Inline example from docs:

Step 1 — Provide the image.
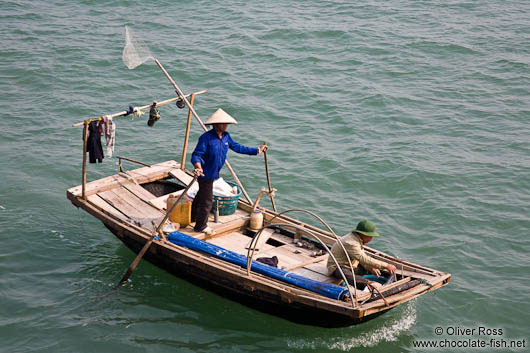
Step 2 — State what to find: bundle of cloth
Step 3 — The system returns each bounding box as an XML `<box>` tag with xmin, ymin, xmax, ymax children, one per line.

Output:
<box><xmin>186</xmin><ymin>177</ymin><xmax>236</xmax><ymax>200</ymax></box>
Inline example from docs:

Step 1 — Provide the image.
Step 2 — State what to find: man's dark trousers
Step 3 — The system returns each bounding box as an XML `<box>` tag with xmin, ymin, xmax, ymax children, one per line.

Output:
<box><xmin>191</xmin><ymin>178</ymin><xmax>214</xmax><ymax>232</ymax></box>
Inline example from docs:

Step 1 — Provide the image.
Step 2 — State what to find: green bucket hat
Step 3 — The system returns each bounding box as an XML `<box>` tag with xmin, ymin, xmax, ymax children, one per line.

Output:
<box><xmin>353</xmin><ymin>220</ymin><xmax>380</xmax><ymax>237</ymax></box>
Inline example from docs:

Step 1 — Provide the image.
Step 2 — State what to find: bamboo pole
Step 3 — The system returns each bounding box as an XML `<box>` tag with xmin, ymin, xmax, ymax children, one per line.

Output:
<box><xmin>263</xmin><ymin>142</ymin><xmax>277</xmax><ymax>212</ymax></box>
<box><xmin>72</xmin><ymin>90</ymin><xmax>207</xmax><ymax>127</ymax></box>
<box><xmin>153</xmin><ymin>58</ymin><xmax>253</xmax><ymax>204</ymax></box>
<box><xmin>81</xmin><ymin>121</ymin><xmax>89</xmax><ymax>200</ymax></box>
<box><xmin>181</xmin><ymin>93</ymin><xmax>195</xmax><ymax>170</ymax></box>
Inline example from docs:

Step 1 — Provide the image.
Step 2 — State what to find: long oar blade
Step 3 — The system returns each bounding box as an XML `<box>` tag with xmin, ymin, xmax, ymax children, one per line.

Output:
<box><xmin>115</xmin><ymin>238</ymin><xmax>154</xmax><ymax>288</ymax></box>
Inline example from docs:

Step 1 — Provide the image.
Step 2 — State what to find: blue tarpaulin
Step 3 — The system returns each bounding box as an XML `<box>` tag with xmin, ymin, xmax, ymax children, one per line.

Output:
<box><xmin>167</xmin><ymin>231</ymin><xmax>349</xmax><ymax>300</ymax></box>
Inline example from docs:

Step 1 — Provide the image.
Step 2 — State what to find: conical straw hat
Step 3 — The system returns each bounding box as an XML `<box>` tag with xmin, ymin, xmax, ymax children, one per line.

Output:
<box><xmin>204</xmin><ymin>108</ymin><xmax>238</xmax><ymax>125</ymax></box>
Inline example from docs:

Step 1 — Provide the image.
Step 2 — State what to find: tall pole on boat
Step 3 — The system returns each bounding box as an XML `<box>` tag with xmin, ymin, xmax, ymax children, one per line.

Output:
<box><xmin>81</xmin><ymin>120</ymin><xmax>89</xmax><ymax>200</ymax></box>
<box><xmin>180</xmin><ymin>93</ymin><xmax>195</xmax><ymax>170</ymax></box>
<box><xmin>153</xmin><ymin>59</ymin><xmax>253</xmax><ymax>205</ymax></box>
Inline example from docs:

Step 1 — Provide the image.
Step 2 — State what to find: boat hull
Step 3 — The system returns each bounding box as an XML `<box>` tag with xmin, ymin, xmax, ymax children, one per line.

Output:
<box><xmin>103</xmin><ymin>223</ymin><xmax>388</xmax><ymax>327</ymax></box>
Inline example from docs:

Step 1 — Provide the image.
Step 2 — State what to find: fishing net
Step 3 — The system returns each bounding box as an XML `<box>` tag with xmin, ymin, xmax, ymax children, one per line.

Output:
<box><xmin>122</xmin><ymin>25</ymin><xmax>154</xmax><ymax>69</ymax></box>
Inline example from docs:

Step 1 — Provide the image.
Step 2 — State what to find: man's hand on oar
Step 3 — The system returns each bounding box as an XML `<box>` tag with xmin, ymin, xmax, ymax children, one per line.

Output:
<box><xmin>258</xmin><ymin>143</ymin><xmax>269</xmax><ymax>154</ymax></box>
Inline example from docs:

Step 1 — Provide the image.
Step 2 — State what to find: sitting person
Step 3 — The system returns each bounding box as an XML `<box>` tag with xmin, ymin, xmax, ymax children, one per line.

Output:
<box><xmin>327</xmin><ymin>220</ymin><xmax>396</xmax><ymax>289</ymax></box>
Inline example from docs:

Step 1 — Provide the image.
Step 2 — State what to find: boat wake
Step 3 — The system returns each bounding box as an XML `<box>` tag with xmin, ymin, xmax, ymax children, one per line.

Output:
<box><xmin>287</xmin><ymin>301</ymin><xmax>416</xmax><ymax>350</ymax></box>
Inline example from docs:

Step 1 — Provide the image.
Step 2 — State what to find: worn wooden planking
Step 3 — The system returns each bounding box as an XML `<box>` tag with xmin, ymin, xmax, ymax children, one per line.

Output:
<box><xmin>290</xmin><ymin>267</ymin><xmax>335</xmax><ymax>283</ymax></box>
<box><xmin>284</xmin><ymin>254</ymin><xmax>328</xmax><ymax>272</ymax></box>
<box><xmin>68</xmin><ymin>160</ymin><xmax>180</xmax><ymax>197</ymax></box>
<box><xmin>98</xmin><ymin>190</ymin><xmax>148</xmax><ymax>219</ymax></box>
<box><xmin>399</xmin><ymin>269</ymin><xmax>435</xmax><ymax>280</ymax></box>
<box><xmin>218</xmin><ymin>209</ymin><xmax>249</xmax><ymax>224</ymax></box>
<box><xmin>86</xmin><ymin>195</ymin><xmax>159</xmax><ymax>233</ymax></box>
<box><xmin>169</xmin><ymin>168</ymin><xmax>194</xmax><ymax>185</ymax></box>
<box><xmin>248</xmin><ymin>228</ymin><xmax>275</xmax><ymax>251</ymax></box>
<box><xmin>257</xmin><ymin>244</ymin><xmax>315</xmax><ymax>270</ymax></box>
<box><xmin>180</xmin><ymin>217</ymin><xmax>248</xmax><ymax>240</ymax></box>
<box><xmin>208</xmin><ymin>232</ymin><xmax>274</xmax><ymax>255</ymax></box>
<box><xmin>268</xmin><ymin>231</ymin><xmax>294</xmax><ymax>245</ymax></box>
<box><xmin>110</xmin><ymin>187</ymin><xmax>163</xmax><ymax>219</ymax></box>
<box><xmin>121</xmin><ymin>182</ymin><xmax>158</xmax><ymax>204</ymax></box>
<box><xmin>87</xmin><ymin>194</ymin><xmax>129</xmax><ymax>222</ymax></box>
<box><xmin>122</xmin><ymin>160</ymin><xmax>179</xmax><ymax>179</ymax></box>
<box><xmin>304</xmin><ymin>261</ymin><xmax>330</xmax><ymax>276</ymax></box>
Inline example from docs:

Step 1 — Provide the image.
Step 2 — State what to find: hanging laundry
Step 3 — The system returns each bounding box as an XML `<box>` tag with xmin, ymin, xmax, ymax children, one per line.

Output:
<box><xmin>102</xmin><ymin>115</ymin><xmax>116</xmax><ymax>157</ymax></box>
<box><xmin>87</xmin><ymin>121</ymin><xmax>104</xmax><ymax>163</ymax></box>
<box><xmin>124</xmin><ymin>105</ymin><xmax>143</xmax><ymax>120</ymax></box>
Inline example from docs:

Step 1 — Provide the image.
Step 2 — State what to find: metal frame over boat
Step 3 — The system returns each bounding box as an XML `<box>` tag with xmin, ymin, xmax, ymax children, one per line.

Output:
<box><xmin>67</xmin><ymin>89</ymin><xmax>451</xmax><ymax>327</ymax></box>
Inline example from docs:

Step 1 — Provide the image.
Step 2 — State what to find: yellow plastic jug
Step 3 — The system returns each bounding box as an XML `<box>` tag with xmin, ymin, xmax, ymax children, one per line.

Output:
<box><xmin>166</xmin><ymin>194</ymin><xmax>191</xmax><ymax>227</ymax></box>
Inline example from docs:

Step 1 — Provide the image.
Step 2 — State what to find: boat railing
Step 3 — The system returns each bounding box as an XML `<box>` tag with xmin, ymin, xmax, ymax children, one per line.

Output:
<box><xmin>116</xmin><ymin>156</ymin><xmax>152</xmax><ymax>172</ymax></box>
<box><xmin>246</xmin><ymin>208</ymin><xmax>361</xmax><ymax>308</ymax></box>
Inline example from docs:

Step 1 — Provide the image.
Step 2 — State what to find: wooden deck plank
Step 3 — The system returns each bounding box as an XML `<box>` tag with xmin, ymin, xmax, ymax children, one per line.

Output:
<box><xmin>178</xmin><ymin>216</ymin><xmax>248</xmax><ymax>240</ymax></box>
<box><xmin>304</xmin><ymin>261</ymin><xmax>330</xmax><ymax>276</ymax></box>
<box><xmin>169</xmin><ymin>169</ymin><xmax>194</xmax><ymax>185</ymax></box>
<box><xmin>98</xmin><ymin>190</ymin><xmax>147</xmax><ymax>219</ymax></box>
<box><xmin>257</xmin><ymin>244</ymin><xmax>315</xmax><ymax>270</ymax></box>
<box><xmin>218</xmin><ymin>208</ymin><xmax>249</xmax><ymax>224</ymax></box>
<box><xmin>111</xmin><ymin>187</ymin><xmax>163</xmax><ymax>219</ymax></box>
<box><xmin>68</xmin><ymin>160</ymin><xmax>180</xmax><ymax>197</ymax></box>
<box><xmin>121</xmin><ymin>182</ymin><xmax>159</xmax><ymax>204</ymax></box>
<box><xmin>208</xmin><ymin>232</ymin><xmax>275</xmax><ymax>255</ymax></box>
<box><xmin>284</xmin><ymin>254</ymin><xmax>328</xmax><ymax>272</ymax></box>
<box><xmin>87</xmin><ymin>194</ymin><xmax>129</xmax><ymax>221</ymax></box>
<box><xmin>290</xmin><ymin>267</ymin><xmax>335</xmax><ymax>283</ymax></box>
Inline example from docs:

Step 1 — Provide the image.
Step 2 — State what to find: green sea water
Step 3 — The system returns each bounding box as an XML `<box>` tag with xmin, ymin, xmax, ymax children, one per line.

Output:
<box><xmin>1</xmin><ymin>1</ymin><xmax>529</xmax><ymax>352</ymax></box>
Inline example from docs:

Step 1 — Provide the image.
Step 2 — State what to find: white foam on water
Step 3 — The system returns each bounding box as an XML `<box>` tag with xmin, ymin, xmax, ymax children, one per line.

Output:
<box><xmin>287</xmin><ymin>301</ymin><xmax>416</xmax><ymax>351</ymax></box>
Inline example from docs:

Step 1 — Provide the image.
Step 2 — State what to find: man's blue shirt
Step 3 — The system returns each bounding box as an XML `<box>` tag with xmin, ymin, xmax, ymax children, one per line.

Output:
<box><xmin>191</xmin><ymin>129</ymin><xmax>258</xmax><ymax>180</ymax></box>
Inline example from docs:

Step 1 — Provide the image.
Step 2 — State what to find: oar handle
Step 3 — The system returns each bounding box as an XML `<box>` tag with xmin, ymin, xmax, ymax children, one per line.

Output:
<box><xmin>262</xmin><ymin>142</ymin><xmax>277</xmax><ymax>212</ymax></box>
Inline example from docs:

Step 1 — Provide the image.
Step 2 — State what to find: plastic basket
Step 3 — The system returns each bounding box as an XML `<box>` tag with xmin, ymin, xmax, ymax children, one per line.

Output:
<box><xmin>211</xmin><ymin>182</ymin><xmax>241</xmax><ymax>216</ymax></box>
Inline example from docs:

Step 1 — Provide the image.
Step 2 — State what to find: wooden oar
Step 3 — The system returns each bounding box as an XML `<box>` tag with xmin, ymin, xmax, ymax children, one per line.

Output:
<box><xmin>115</xmin><ymin>175</ymin><xmax>198</xmax><ymax>288</ymax></box>
<box><xmin>263</xmin><ymin>142</ymin><xmax>277</xmax><ymax>212</ymax></box>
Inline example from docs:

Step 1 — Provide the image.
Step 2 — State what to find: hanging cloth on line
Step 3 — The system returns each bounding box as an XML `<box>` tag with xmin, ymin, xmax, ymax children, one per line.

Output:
<box><xmin>86</xmin><ymin>121</ymin><xmax>104</xmax><ymax>163</ymax></box>
<box><xmin>102</xmin><ymin>115</ymin><xmax>116</xmax><ymax>157</ymax></box>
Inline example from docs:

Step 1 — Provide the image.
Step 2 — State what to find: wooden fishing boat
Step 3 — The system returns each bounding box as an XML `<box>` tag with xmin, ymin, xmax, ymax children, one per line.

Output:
<box><xmin>67</xmin><ymin>92</ymin><xmax>451</xmax><ymax>328</ymax></box>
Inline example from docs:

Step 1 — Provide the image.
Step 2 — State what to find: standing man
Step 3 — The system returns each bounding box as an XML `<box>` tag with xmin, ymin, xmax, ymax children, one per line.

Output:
<box><xmin>191</xmin><ymin>108</ymin><xmax>268</xmax><ymax>234</ymax></box>
<box><xmin>327</xmin><ymin>220</ymin><xmax>396</xmax><ymax>289</ymax></box>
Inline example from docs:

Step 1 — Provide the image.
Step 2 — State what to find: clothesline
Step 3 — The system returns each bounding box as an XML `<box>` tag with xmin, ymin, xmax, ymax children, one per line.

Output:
<box><xmin>72</xmin><ymin>90</ymin><xmax>207</xmax><ymax>127</ymax></box>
